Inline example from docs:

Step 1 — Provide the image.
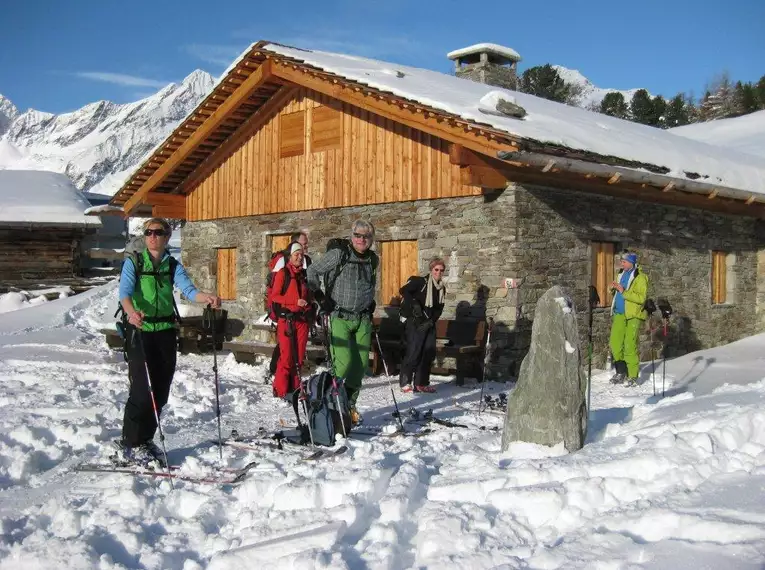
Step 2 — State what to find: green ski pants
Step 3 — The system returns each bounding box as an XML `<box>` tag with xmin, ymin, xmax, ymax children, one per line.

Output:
<box><xmin>329</xmin><ymin>315</ymin><xmax>372</xmax><ymax>407</ymax></box>
<box><xmin>609</xmin><ymin>313</ymin><xmax>642</xmax><ymax>378</ymax></box>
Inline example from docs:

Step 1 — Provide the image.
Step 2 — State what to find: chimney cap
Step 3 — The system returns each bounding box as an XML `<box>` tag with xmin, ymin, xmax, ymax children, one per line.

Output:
<box><xmin>447</xmin><ymin>43</ymin><xmax>521</xmax><ymax>63</ymax></box>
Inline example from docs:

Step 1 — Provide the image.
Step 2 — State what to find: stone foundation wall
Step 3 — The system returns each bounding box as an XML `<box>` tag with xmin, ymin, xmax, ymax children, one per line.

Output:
<box><xmin>514</xmin><ymin>185</ymin><xmax>764</xmax><ymax>367</ymax></box>
<box><xmin>180</xmin><ymin>183</ymin><xmax>765</xmax><ymax>378</ymax></box>
<box><xmin>181</xmin><ymin>189</ymin><xmax>524</xmax><ymax>376</ymax></box>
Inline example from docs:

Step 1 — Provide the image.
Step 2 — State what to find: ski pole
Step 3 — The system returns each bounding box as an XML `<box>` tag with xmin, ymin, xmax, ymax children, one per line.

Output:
<box><xmin>322</xmin><ymin>314</ymin><xmax>349</xmax><ymax>438</ymax></box>
<box><xmin>586</xmin><ymin>286</ymin><xmax>599</xmax><ymax>415</ymax></box>
<box><xmin>204</xmin><ymin>305</ymin><xmax>223</xmax><ymax>465</ymax></box>
<box><xmin>478</xmin><ymin>318</ymin><xmax>494</xmax><ymax>416</ymax></box>
<box><xmin>373</xmin><ymin>326</ymin><xmax>405</xmax><ymax>432</ymax></box>
<box><xmin>290</xmin><ymin>315</ymin><xmax>315</xmax><ymax>446</ymax></box>
<box><xmin>662</xmin><ymin>319</ymin><xmax>668</xmax><ymax>398</ymax></box>
<box><xmin>134</xmin><ymin>329</ymin><xmax>173</xmax><ymax>488</ymax></box>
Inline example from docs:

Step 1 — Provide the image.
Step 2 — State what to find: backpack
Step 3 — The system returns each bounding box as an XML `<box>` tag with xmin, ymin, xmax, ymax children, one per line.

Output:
<box><xmin>264</xmin><ymin>249</ymin><xmax>290</xmax><ymax>320</ymax></box>
<box><xmin>114</xmin><ymin>250</ymin><xmax>181</xmax><ymax>360</ymax></box>
<box><xmin>287</xmin><ymin>371</ymin><xmax>351</xmax><ymax>446</ymax></box>
<box><xmin>323</xmin><ymin>238</ymin><xmax>378</xmax><ymax>298</ymax></box>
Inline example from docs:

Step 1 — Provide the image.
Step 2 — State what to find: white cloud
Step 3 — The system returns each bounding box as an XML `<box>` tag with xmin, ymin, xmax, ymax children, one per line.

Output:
<box><xmin>74</xmin><ymin>72</ymin><xmax>168</xmax><ymax>88</ymax></box>
<box><xmin>182</xmin><ymin>43</ymin><xmax>245</xmax><ymax>66</ymax></box>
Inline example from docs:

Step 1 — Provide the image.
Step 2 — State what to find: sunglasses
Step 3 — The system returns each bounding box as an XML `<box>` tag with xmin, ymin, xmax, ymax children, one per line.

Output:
<box><xmin>432</xmin><ymin>268</ymin><xmax>445</xmax><ymax>272</ymax></box>
<box><xmin>352</xmin><ymin>232</ymin><xmax>371</xmax><ymax>240</ymax></box>
<box><xmin>144</xmin><ymin>229</ymin><xmax>167</xmax><ymax>237</ymax></box>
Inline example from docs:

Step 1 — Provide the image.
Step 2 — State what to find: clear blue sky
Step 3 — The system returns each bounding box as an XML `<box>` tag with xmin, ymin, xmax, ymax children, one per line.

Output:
<box><xmin>1</xmin><ymin>0</ymin><xmax>763</xmax><ymax>114</ymax></box>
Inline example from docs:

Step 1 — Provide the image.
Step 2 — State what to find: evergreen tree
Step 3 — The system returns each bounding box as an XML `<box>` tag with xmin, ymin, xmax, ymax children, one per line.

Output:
<box><xmin>629</xmin><ymin>89</ymin><xmax>655</xmax><ymax>125</ymax></box>
<box><xmin>519</xmin><ymin>64</ymin><xmax>571</xmax><ymax>103</ymax></box>
<box><xmin>756</xmin><ymin>75</ymin><xmax>765</xmax><ymax>110</ymax></box>
<box><xmin>684</xmin><ymin>93</ymin><xmax>701</xmax><ymax>124</ymax></box>
<box><xmin>664</xmin><ymin>93</ymin><xmax>691</xmax><ymax>127</ymax></box>
<box><xmin>599</xmin><ymin>92</ymin><xmax>629</xmax><ymax>118</ymax></box>
<box><xmin>734</xmin><ymin>81</ymin><xmax>759</xmax><ymax>115</ymax></box>
<box><xmin>651</xmin><ymin>95</ymin><xmax>668</xmax><ymax>128</ymax></box>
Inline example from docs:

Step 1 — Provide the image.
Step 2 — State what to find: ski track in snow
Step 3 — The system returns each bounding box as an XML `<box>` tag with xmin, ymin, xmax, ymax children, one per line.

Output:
<box><xmin>1</xmin><ymin>281</ymin><xmax>765</xmax><ymax>568</ymax></box>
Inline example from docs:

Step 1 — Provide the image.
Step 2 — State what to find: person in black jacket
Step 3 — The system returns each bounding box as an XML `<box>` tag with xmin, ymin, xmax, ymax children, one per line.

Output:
<box><xmin>398</xmin><ymin>257</ymin><xmax>447</xmax><ymax>393</ymax></box>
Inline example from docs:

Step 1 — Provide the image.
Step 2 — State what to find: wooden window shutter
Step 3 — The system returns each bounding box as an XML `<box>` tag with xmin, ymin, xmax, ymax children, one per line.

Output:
<box><xmin>380</xmin><ymin>240</ymin><xmax>419</xmax><ymax>306</ymax></box>
<box><xmin>271</xmin><ymin>234</ymin><xmax>291</xmax><ymax>253</ymax></box>
<box><xmin>311</xmin><ymin>105</ymin><xmax>342</xmax><ymax>152</ymax></box>
<box><xmin>591</xmin><ymin>242</ymin><xmax>615</xmax><ymax>308</ymax></box>
<box><xmin>217</xmin><ymin>248</ymin><xmax>237</xmax><ymax>300</ymax></box>
<box><xmin>711</xmin><ymin>250</ymin><xmax>726</xmax><ymax>304</ymax></box>
<box><xmin>279</xmin><ymin>110</ymin><xmax>305</xmax><ymax>158</ymax></box>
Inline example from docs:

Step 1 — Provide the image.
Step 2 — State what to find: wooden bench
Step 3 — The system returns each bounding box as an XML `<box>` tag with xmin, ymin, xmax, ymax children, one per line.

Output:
<box><xmin>371</xmin><ymin>317</ymin><xmax>487</xmax><ymax>384</ymax></box>
<box><xmin>223</xmin><ymin>340</ymin><xmax>327</xmax><ymax>366</ymax></box>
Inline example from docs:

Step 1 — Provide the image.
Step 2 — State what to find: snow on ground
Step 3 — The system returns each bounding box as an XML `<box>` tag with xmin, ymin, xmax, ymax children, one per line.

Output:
<box><xmin>1</xmin><ymin>284</ymin><xmax>765</xmax><ymax>568</ymax></box>
<box><xmin>671</xmin><ymin>110</ymin><xmax>765</xmax><ymax>159</ymax></box>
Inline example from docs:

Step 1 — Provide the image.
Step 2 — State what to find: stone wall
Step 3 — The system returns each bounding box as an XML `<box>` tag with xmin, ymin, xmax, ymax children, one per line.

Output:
<box><xmin>181</xmin><ymin>189</ymin><xmax>523</xmax><ymax>376</ymax></box>
<box><xmin>514</xmin><ymin>185</ymin><xmax>765</xmax><ymax>367</ymax></box>
<box><xmin>180</xmin><ymin>182</ymin><xmax>765</xmax><ymax>379</ymax></box>
<box><xmin>456</xmin><ymin>64</ymin><xmax>517</xmax><ymax>90</ymax></box>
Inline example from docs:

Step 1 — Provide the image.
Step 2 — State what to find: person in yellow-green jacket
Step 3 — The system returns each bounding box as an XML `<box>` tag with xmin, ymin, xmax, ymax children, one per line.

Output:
<box><xmin>117</xmin><ymin>218</ymin><xmax>220</xmax><ymax>465</ymax></box>
<box><xmin>609</xmin><ymin>251</ymin><xmax>648</xmax><ymax>386</ymax></box>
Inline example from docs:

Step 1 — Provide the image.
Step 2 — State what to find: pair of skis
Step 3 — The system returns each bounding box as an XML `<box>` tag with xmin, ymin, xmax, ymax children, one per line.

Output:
<box><xmin>223</xmin><ymin>429</ymin><xmax>348</xmax><ymax>461</ymax></box>
<box><xmin>76</xmin><ymin>460</ymin><xmax>259</xmax><ymax>485</ymax></box>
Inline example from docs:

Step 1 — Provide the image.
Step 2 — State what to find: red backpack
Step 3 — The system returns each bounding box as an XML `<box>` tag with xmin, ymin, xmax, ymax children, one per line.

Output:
<box><xmin>264</xmin><ymin>249</ymin><xmax>291</xmax><ymax>321</ymax></box>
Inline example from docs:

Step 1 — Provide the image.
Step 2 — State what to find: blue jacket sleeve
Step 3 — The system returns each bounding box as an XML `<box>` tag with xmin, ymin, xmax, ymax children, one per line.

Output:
<box><xmin>118</xmin><ymin>258</ymin><xmax>137</xmax><ymax>302</ymax></box>
<box><xmin>173</xmin><ymin>260</ymin><xmax>199</xmax><ymax>301</ymax></box>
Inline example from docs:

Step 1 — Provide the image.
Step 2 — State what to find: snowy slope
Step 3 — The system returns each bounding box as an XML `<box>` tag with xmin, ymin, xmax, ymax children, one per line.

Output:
<box><xmin>671</xmin><ymin>110</ymin><xmax>765</xmax><ymax>158</ymax></box>
<box><xmin>0</xmin><ymin>71</ymin><xmax>214</xmax><ymax>195</ymax></box>
<box><xmin>261</xmin><ymin>44</ymin><xmax>765</xmax><ymax>195</ymax></box>
<box><xmin>1</xmin><ymin>285</ymin><xmax>765</xmax><ymax>568</ymax></box>
<box><xmin>0</xmin><ymin>95</ymin><xmax>18</xmax><ymax>137</ymax></box>
<box><xmin>0</xmin><ymin>170</ymin><xmax>101</xmax><ymax>226</ymax></box>
<box><xmin>554</xmin><ymin>65</ymin><xmax>643</xmax><ymax>109</ymax></box>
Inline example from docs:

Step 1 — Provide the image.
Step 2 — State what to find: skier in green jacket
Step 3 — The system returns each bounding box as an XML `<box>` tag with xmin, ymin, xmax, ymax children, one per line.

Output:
<box><xmin>609</xmin><ymin>252</ymin><xmax>649</xmax><ymax>386</ymax></box>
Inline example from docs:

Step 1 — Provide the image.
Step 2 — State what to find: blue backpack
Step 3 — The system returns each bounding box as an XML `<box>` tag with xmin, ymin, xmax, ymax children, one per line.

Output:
<box><xmin>288</xmin><ymin>370</ymin><xmax>352</xmax><ymax>446</ymax></box>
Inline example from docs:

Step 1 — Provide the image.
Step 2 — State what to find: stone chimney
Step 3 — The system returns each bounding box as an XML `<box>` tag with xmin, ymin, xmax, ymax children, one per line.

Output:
<box><xmin>447</xmin><ymin>43</ymin><xmax>522</xmax><ymax>90</ymax></box>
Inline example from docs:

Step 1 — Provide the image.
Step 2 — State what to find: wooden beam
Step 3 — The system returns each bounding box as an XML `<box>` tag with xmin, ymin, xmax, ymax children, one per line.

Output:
<box><xmin>153</xmin><ymin>205</ymin><xmax>186</xmax><ymax>219</ymax></box>
<box><xmin>746</xmin><ymin>195</ymin><xmax>756</xmax><ymax>205</ymax></box>
<box><xmin>459</xmin><ymin>165</ymin><xmax>509</xmax><ymax>189</ymax></box>
<box><xmin>607</xmin><ymin>173</ymin><xmax>621</xmax><ymax>184</ymax></box>
<box><xmin>708</xmin><ymin>189</ymin><xmax>719</xmax><ymax>200</ymax></box>
<box><xmin>270</xmin><ymin>62</ymin><xmax>519</xmax><ymax>159</ymax></box>
<box><xmin>177</xmin><ymin>85</ymin><xmax>299</xmax><ymax>195</ymax></box>
<box><xmin>144</xmin><ymin>193</ymin><xmax>185</xmax><ymax>207</ymax></box>
<box><xmin>662</xmin><ymin>181</ymin><xmax>675</xmax><ymax>193</ymax></box>
<box><xmin>500</xmin><ymin>166</ymin><xmax>765</xmax><ymax>219</ymax></box>
<box><xmin>122</xmin><ymin>59</ymin><xmax>274</xmax><ymax>214</ymax></box>
<box><xmin>542</xmin><ymin>159</ymin><xmax>556</xmax><ymax>173</ymax></box>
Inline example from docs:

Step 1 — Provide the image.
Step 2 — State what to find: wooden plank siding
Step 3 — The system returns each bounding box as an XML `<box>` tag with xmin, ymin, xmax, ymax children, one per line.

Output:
<box><xmin>186</xmin><ymin>88</ymin><xmax>479</xmax><ymax>221</ymax></box>
<box><xmin>591</xmin><ymin>241</ymin><xmax>615</xmax><ymax>308</ymax></box>
<box><xmin>217</xmin><ymin>247</ymin><xmax>237</xmax><ymax>300</ymax></box>
<box><xmin>379</xmin><ymin>240</ymin><xmax>419</xmax><ymax>307</ymax></box>
<box><xmin>711</xmin><ymin>250</ymin><xmax>727</xmax><ymax>304</ymax></box>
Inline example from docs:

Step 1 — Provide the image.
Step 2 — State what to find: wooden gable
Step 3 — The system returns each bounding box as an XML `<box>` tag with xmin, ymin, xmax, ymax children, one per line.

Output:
<box><xmin>185</xmin><ymin>88</ymin><xmax>481</xmax><ymax>221</ymax></box>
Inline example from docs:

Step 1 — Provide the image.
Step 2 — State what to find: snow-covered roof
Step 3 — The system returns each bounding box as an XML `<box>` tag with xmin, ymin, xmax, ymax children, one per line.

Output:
<box><xmin>0</xmin><ymin>170</ymin><xmax>101</xmax><ymax>227</ymax></box>
<box><xmin>447</xmin><ymin>43</ymin><xmax>522</xmax><ymax>62</ymax></box>
<box><xmin>671</xmin><ymin>110</ymin><xmax>765</xmax><ymax>159</ymax></box>
<box><xmin>263</xmin><ymin>43</ymin><xmax>765</xmax><ymax>196</ymax></box>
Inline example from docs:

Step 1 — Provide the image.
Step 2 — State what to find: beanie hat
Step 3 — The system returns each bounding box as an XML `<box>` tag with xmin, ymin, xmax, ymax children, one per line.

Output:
<box><xmin>289</xmin><ymin>242</ymin><xmax>303</xmax><ymax>255</ymax></box>
<box><xmin>621</xmin><ymin>252</ymin><xmax>638</xmax><ymax>265</ymax></box>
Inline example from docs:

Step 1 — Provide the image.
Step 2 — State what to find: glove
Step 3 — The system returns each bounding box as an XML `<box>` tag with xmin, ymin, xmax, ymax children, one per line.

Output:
<box><xmin>412</xmin><ymin>304</ymin><xmax>423</xmax><ymax>319</ymax></box>
<box><xmin>318</xmin><ymin>296</ymin><xmax>336</xmax><ymax>315</ymax></box>
<box><xmin>417</xmin><ymin>319</ymin><xmax>433</xmax><ymax>332</ymax></box>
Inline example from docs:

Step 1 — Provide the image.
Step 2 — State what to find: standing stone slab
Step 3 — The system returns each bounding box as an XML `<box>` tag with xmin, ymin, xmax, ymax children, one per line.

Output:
<box><xmin>502</xmin><ymin>285</ymin><xmax>587</xmax><ymax>452</ymax></box>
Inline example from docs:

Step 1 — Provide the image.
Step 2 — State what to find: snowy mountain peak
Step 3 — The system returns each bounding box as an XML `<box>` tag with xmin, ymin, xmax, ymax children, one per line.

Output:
<box><xmin>0</xmin><ymin>69</ymin><xmax>215</xmax><ymax>195</ymax></box>
<box><xmin>554</xmin><ymin>65</ymin><xmax>645</xmax><ymax>109</ymax></box>
<box><xmin>0</xmin><ymin>94</ymin><xmax>19</xmax><ymax>137</ymax></box>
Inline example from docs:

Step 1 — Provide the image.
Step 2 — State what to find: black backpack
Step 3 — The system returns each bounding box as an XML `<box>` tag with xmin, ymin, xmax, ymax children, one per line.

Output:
<box><xmin>323</xmin><ymin>238</ymin><xmax>378</xmax><ymax>298</ymax></box>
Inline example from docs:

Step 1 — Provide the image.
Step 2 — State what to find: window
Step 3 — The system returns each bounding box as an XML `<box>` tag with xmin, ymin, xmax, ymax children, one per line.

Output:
<box><xmin>217</xmin><ymin>248</ymin><xmax>237</xmax><ymax>300</ymax></box>
<box><xmin>279</xmin><ymin>110</ymin><xmax>305</xmax><ymax>158</ymax></box>
<box><xmin>712</xmin><ymin>251</ymin><xmax>735</xmax><ymax>304</ymax></box>
<box><xmin>271</xmin><ymin>234</ymin><xmax>291</xmax><ymax>253</ymax></box>
<box><xmin>591</xmin><ymin>242</ymin><xmax>615</xmax><ymax>308</ymax></box>
<box><xmin>311</xmin><ymin>105</ymin><xmax>342</xmax><ymax>152</ymax></box>
<box><xmin>379</xmin><ymin>240</ymin><xmax>419</xmax><ymax>306</ymax></box>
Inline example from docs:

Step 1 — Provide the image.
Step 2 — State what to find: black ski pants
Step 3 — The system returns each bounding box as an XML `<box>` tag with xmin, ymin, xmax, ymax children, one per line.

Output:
<box><xmin>399</xmin><ymin>320</ymin><xmax>437</xmax><ymax>387</ymax></box>
<box><xmin>122</xmin><ymin>326</ymin><xmax>177</xmax><ymax>446</ymax></box>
